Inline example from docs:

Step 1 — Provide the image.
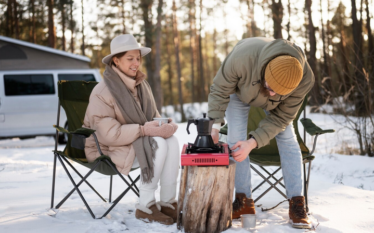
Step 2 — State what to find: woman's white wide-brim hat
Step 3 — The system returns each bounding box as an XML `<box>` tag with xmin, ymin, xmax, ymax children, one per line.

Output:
<box><xmin>102</xmin><ymin>34</ymin><xmax>151</xmax><ymax>65</ymax></box>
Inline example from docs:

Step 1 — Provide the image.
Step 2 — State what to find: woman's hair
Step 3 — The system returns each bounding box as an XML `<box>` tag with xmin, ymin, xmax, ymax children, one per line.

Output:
<box><xmin>111</xmin><ymin>50</ymin><xmax>142</xmax><ymax>67</ymax></box>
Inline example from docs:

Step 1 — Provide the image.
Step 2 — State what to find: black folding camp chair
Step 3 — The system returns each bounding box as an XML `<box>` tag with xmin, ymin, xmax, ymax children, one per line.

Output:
<box><xmin>51</xmin><ymin>80</ymin><xmax>140</xmax><ymax>219</ymax></box>
<box><xmin>220</xmin><ymin>97</ymin><xmax>334</xmax><ymax>212</ymax></box>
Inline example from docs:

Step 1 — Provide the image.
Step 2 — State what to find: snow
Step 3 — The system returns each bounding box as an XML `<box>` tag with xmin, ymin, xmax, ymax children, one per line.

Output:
<box><xmin>1</xmin><ymin>105</ymin><xmax>374</xmax><ymax>233</ymax></box>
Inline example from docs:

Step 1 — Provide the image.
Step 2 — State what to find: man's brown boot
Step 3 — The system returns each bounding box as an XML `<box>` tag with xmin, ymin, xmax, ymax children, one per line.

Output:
<box><xmin>289</xmin><ymin>196</ymin><xmax>311</xmax><ymax>229</ymax></box>
<box><xmin>232</xmin><ymin>193</ymin><xmax>256</xmax><ymax>219</ymax></box>
<box><xmin>135</xmin><ymin>202</ymin><xmax>173</xmax><ymax>225</ymax></box>
<box><xmin>159</xmin><ymin>201</ymin><xmax>178</xmax><ymax>223</ymax></box>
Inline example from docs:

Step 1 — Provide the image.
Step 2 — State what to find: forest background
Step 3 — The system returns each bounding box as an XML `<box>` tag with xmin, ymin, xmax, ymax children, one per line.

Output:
<box><xmin>1</xmin><ymin>0</ymin><xmax>373</xmax><ymax>156</ymax></box>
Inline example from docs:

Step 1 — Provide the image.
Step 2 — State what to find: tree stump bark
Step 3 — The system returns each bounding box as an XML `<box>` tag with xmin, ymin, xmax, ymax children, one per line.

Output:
<box><xmin>177</xmin><ymin>160</ymin><xmax>236</xmax><ymax>233</ymax></box>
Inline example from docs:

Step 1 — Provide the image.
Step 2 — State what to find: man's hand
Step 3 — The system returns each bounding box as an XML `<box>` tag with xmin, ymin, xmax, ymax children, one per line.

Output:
<box><xmin>211</xmin><ymin>128</ymin><xmax>220</xmax><ymax>144</ymax></box>
<box><xmin>231</xmin><ymin>138</ymin><xmax>258</xmax><ymax>162</ymax></box>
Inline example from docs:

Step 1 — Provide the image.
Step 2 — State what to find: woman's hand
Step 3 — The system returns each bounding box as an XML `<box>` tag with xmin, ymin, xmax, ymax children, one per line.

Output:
<box><xmin>230</xmin><ymin>138</ymin><xmax>258</xmax><ymax>162</ymax></box>
<box><xmin>142</xmin><ymin>121</ymin><xmax>177</xmax><ymax>139</ymax></box>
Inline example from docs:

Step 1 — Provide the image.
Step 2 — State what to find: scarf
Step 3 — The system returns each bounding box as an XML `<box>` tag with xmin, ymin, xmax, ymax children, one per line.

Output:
<box><xmin>103</xmin><ymin>65</ymin><xmax>158</xmax><ymax>183</ymax></box>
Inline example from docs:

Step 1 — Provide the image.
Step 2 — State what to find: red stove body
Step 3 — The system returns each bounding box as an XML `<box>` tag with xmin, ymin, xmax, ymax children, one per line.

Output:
<box><xmin>181</xmin><ymin>143</ymin><xmax>230</xmax><ymax>166</ymax></box>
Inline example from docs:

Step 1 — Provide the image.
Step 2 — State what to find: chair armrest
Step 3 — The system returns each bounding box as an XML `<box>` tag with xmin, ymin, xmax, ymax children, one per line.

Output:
<box><xmin>53</xmin><ymin>125</ymin><xmax>95</xmax><ymax>138</ymax></box>
<box><xmin>219</xmin><ymin>124</ymin><xmax>228</xmax><ymax>135</ymax></box>
<box><xmin>300</xmin><ymin>118</ymin><xmax>335</xmax><ymax>136</ymax></box>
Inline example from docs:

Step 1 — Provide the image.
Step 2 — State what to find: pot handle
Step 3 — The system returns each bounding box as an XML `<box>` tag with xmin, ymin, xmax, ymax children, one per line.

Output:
<box><xmin>186</xmin><ymin>119</ymin><xmax>196</xmax><ymax>134</ymax></box>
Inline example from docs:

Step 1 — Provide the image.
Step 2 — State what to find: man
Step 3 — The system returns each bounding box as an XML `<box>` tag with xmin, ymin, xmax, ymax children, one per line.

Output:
<box><xmin>208</xmin><ymin>37</ymin><xmax>314</xmax><ymax>229</ymax></box>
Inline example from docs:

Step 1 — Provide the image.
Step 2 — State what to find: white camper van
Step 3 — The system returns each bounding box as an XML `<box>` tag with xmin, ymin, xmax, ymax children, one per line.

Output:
<box><xmin>0</xmin><ymin>69</ymin><xmax>102</xmax><ymax>143</ymax></box>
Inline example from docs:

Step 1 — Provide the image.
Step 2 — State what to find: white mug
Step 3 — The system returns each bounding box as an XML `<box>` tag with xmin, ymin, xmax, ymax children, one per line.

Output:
<box><xmin>153</xmin><ymin>118</ymin><xmax>169</xmax><ymax>127</ymax></box>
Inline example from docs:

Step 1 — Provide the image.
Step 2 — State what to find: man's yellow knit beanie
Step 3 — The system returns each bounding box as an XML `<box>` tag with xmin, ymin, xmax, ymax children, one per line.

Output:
<box><xmin>264</xmin><ymin>55</ymin><xmax>303</xmax><ymax>95</ymax></box>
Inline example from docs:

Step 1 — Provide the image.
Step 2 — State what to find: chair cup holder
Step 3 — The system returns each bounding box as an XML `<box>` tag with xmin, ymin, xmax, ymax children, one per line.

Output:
<box><xmin>71</xmin><ymin>134</ymin><xmax>86</xmax><ymax>150</ymax></box>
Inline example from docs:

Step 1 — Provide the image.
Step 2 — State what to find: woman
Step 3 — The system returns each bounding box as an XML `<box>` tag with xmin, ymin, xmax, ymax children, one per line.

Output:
<box><xmin>83</xmin><ymin>34</ymin><xmax>179</xmax><ymax>225</ymax></box>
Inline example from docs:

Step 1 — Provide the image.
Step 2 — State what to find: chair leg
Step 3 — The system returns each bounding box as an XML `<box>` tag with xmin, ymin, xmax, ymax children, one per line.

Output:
<box><xmin>99</xmin><ymin>175</ymin><xmax>141</xmax><ymax>219</ymax></box>
<box><xmin>251</xmin><ymin>165</ymin><xmax>287</xmax><ymax>202</ymax></box>
<box><xmin>59</xmin><ymin>156</ymin><xmax>106</xmax><ymax>203</ymax></box>
<box><xmin>109</xmin><ymin>175</ymin><xmax>113</xmax><ymax>203</ymax></box>
<box><xmin>56</xmin><ymin>154</ymin><xmax>98</xmax><ymax>219</ymax></box>
<box><xmin>252</xmin><ymin>167</ymin><xmax>283</xmax><ymax>193</ymax></box>
<box><xmin>304</xmin><ymin>161</ymin><xmax>312</xmax><ymax>213</ymax></box>
<box><xmin>51</xmin><ymin>152</ymin><xmax>58</xmax><ymax>209</ymax></box>
<box><xmin>104</xmin><ymin>160</ymin><xmax>139</xmax><ymax>197</ymax></box>
<box><xmin>259</xmin><ymin>166</ymin><xmax>286</xmax><ymax>189</ymax></box>
<box><xmin>128</xmin><ymin>175</ymin><xmax>139</xmax><ymax>193</ymax></box>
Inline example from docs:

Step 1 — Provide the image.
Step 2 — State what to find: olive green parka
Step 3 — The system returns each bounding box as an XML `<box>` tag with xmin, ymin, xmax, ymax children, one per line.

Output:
<box><xmin>208</xmin><ymin>37</ymin><xmax>315</xmax><ymax>148</ymax></box>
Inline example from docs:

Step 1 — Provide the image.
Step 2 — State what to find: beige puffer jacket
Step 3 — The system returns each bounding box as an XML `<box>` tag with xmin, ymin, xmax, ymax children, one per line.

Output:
<box><xmin>83</xmin><ymin>66</ymin><xmax>161</xmax><ymax>175</ymax></box>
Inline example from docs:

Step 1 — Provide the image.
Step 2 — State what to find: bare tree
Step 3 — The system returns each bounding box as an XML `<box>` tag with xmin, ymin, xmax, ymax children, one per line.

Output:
<box><xmin>58</xmin><ymin>0</ymin><xmax>67</xmax><ymax>51</ymax></box>
<box><xmin>320</xmin><ymin>0</ymin><xmax>332</xmax><ymax>99</ymax></box>
<box><xmin>29</xmin><ymin>0</ymin><xmax>36</xmax><ymax>43</ymax></box>
<box><xmin>365</xmin><ymin>0</ymin><xmax>374</xmax><ymax>75</ymax></box>
<box><xmin>172</xmin><ymin>0</ymin><xmax>186</xmax><ymax>121</ymax></box>
<box><xmin>305</xmin><ymin>0</ymin><xmax>322</xmax><ymax>106</ymax></box>
<box><xmin>286</xmin><ymin>0</ymin><xmax>291</xmax><ymax>40</ymax></box>
<box><xmin>13</xmin><ymin>0</ymin><xmax>19</xmax><ymax>39</ymax></box>
<box><xmin>188</xmin><ymin>0</ymin><xmax>196</xmax><ymax>103</ymax></box>
<box><xmin>164</xmin><ymin>14</ymin><xmax>175</xmax><ymax>107</ymax></box>
<box><xmin>120</xmin><ymin>0</ymin><xmax>126</xmax><ymax>33</ymax></box>
<box><xmin>154</xmin><ymin>0</ymin><xmax>164</xmax><ymax>112</ymax></box>
<box><xmin>70</xmin><ymin>0</ymin><xmax>75</xmax><ymax>53</ymax></box>
<box><xmin>47</xmin><ymin>0</ymin><xmax>56</xmax><ymax>48</ymax></box>
<box><xmin>80</xmin><ymin>0</ymin><xmax>85</xmax><ymax>55</ymax></box>
<box><xmin>271</xmin><ymin>0</ymin><xmax>283</xmax><ymax>39</ymax></box>
<box><xmin>351</xmin><ymin>0</ymin><xmax>366</xmax><ymax>115</ymax></box>
<box><xmin>6</xmin><ymin>0</ymin><xmax>14</xmax><ymax>37</ymax></box>
<box><xmin>198</xmin><ymin>0</ymin><xmax>206</xmax><ymax>102</ymax></box>
<box><xmin>140</xmin><ymin>0</ymin><xmax>163</xmax><ymax>112</ymax></box>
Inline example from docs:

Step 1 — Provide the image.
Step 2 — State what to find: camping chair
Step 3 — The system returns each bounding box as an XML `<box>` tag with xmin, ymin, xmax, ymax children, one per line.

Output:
<box><xmin>51</xmin><ymin>80</ymin><xmax>140</xmax><ymax>219</ymax></box>
<box><xmin>219</xmin><ymin>97</ymin><xmax>334</xmax><ymax>212</ymax></box>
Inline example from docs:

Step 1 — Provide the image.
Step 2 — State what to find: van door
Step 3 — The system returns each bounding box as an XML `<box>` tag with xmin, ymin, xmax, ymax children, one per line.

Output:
<box><xmin>0</xmin><ymin>73</ymin><xmax>57</xmax><ymax>137</ymax></box>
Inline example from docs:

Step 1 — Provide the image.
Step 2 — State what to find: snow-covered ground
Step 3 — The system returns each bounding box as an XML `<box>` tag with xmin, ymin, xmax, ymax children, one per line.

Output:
<box><xmin>1</xmin><ymin>106</ymin><xmax>374</xmax><ymax>233</ymax></box>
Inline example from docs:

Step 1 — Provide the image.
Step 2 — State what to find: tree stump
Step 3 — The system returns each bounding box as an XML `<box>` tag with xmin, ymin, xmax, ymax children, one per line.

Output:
<box><xmin>177</xmin><ymin>160</ymin><xmax>236</xmax><ymax>233</ymax></box>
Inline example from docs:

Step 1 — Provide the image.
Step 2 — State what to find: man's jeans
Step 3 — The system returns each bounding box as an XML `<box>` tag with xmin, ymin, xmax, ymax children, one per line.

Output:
<box><xmin>226</xmin><ymin>94</ymin><xmax>303</xmax><ymax>199</ymax></box>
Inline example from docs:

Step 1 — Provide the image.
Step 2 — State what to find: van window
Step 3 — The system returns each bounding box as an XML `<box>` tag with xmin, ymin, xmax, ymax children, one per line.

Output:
<box><xmin>4</xmin><ymin>74</ymin><xmax>55</xmax><ymax>96</ymax></box>
<box><xmin>58</xmin><ymin>74</ymin><xmax>95</xmax><ymax>82</ymax></box>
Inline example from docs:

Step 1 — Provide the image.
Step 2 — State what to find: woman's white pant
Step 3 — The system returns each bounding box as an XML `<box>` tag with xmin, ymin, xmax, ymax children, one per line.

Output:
<box><xmin>132</xmin><ymin>135</ymin><xmax>180</xmax><ymax>208</ymax></box>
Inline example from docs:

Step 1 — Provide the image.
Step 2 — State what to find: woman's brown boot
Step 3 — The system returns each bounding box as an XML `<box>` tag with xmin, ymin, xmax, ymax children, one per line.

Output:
<box><xmin>159</xmin><ymin>201</ymin><xmax>178</xmax><ymax>223</ymax></box>
<box><xmin>232</xmin><ymin>193</ymin><xmax>256</xmax><ymax>219</ymax></box>
<box><xmin>135</xmin><ymin>201</ymin><xmax>173</xmax><ymax>225</ymax></box>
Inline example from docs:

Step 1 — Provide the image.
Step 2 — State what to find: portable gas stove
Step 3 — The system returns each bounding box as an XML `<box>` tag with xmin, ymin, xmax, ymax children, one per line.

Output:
<box><xmin>181</xmin><ymin>143</ymin><xmax>230</xmax><ymax>167</ymax></box>
<box><xmin>181</xmin><ymin>113</ymin><xmax>231</xmax><ymax>167</ymax></box>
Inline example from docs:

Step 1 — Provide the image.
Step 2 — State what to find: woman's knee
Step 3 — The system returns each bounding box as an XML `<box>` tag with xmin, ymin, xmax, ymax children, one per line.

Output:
<box><xmin>165</xmin><ymin>135</ymin><xmax>179</xmax><ymax>146</ymax></box>
<box><xmin>153</xmin><ymin>137</ymin><xmax>167</xmax><ymax>154</ymax></box>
